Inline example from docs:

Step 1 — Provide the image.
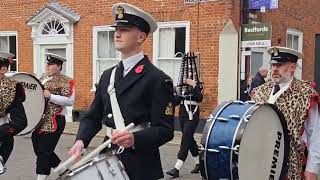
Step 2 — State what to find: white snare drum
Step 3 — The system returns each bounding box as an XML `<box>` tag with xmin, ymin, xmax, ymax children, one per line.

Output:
<box><xmin>0</xmin><ymin>157</ymin><xmax>5</xmax><ymax>175</ymax></box>
<box><xmin>5</xmin><ymin>72</ymin><xmax>46</xmax><ymax>135</ymax></box>
<box><xmin>58</xmin><ymin>154</ymin><xmax>130</xmax><ymax>180</ymax></box>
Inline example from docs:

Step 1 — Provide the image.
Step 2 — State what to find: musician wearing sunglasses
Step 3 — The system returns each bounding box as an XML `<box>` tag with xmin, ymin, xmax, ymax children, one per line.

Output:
<box><xmin>32</xmin><ymin>53</ymin><xmax>75</xmax><ymax>180</ymax></box>
<box><xmin>251</xmin><ymin>46</ymin><xmax>320</xmax><ymax>180</ymax></box>
<box><xmin>0</xmin><ymin>52</ymin><xmax>27</xmax><ymax>174</ymax></box>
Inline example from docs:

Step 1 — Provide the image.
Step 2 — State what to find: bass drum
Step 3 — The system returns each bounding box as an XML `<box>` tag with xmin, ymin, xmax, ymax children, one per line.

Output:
<box><xmin>199</xmin><ymin>101</ymin><xmax>289</xmax><ymax>180</ymax></box>
<box><xmin>6</xmin><ymin>72</ymin><xmax>46</xmax><ymax>135</ymax></box>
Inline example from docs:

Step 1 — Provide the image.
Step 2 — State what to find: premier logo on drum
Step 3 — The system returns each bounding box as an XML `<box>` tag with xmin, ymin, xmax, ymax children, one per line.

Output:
<box><xmin>269</xmin><ymin>131</ymin><xmax>282</xmax><ymax>179</ymax></box>
<box><xmin>21</xmin><ymin>81</ymin><xmax>38</xmax><ymax>91</ymax></box>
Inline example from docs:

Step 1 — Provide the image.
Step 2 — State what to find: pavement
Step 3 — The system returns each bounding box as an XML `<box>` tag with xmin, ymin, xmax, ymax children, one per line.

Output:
<box><xmin>63</xmin><ymin>122</ymin><xmax>203</xmax><ymax>145</ymax></box>
<box><xmin>1</xmin><ymin>122</ymin><xmax>203</xmax><ymax>180</ymax></box>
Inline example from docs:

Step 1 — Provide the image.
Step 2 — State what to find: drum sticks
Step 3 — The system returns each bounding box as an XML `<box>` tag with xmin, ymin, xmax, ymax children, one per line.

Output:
<box><xmin>54</xmin><ymin>123</ymin><xmax>135</xmax><ymax>174</ymax></box>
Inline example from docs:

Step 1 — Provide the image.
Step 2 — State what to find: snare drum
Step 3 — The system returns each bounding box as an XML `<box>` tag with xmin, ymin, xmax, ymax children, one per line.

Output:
<box><xmin>200</xmin><ymin>101</ymin><xmax>289</xmax><ymax>180</ymax></box>
<box><xmin>58</xmin><ymin>154</ymin><xmax>130</xmax><ymax>180</ymax></box>
<box><xmin>5</xmin><ymin>72</ymin><xmax>46</xmax><ymax>135</ymax></box>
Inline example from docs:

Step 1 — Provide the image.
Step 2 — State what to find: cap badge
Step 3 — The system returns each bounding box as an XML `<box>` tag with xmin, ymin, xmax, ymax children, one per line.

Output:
<box><xmin>273</xmin><ymin>47</ymin><xmax>279</xmax><ymax>56</ymax></box>
<box><xmin>117</xmin><ymin>6</ymin><xmax>124</xmax><ymax>19</ymax></box>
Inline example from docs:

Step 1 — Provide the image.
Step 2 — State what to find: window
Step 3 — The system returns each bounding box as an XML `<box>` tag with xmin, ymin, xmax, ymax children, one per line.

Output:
<box><xmin>41</xmin><ymin>18</ymin><xmax>66</xmax><ymax>35</ymax></box>
<box><xmin>0</xmin><ymin>32</ymin><xmax>18</xmax><ymax>71</ymax></box>
<box><xmin>153</xmin><ymin>22</ymin><xmax>190</xmax><ymax>85</ymax></box>
<box><xmin>286</xmin><ymin>29</ymin><xmax>303</xmax><ymax>79</ymax></box>
<box><xmin>93</xmin><ymin>26</ymin><xmax>120</xmax><ymax>89</ymax></box>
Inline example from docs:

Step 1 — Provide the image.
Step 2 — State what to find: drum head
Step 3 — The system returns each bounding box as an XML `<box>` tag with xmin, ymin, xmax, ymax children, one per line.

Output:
<box><xmin>238</xmin><ymin>104</ymin><xmax>289</xmax><ymax>180</ymax></box>
<box><xmin>9</xmin><ymin>73</ymin><xmax>45</xmax><ymax>135</ymax></box>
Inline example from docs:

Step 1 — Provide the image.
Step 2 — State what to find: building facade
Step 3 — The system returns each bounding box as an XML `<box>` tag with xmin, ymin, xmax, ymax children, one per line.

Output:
<box><xmin>0</xmin><ymin>0</ymin><xmax>319</xmax><ymax>122</ymax></box>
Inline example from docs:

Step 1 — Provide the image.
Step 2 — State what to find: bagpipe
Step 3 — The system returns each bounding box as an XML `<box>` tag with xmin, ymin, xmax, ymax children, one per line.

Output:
<box><xmin>176</xmin><ymin>52</ymin><xmax>204</xmax><ymax>96</ymax></box>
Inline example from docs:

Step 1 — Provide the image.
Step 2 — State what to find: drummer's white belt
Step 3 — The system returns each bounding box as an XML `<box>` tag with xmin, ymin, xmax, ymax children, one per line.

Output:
<box><xmin>182</xmin><ymin>100</ymin><xmax>199</xmax><ymax>121</ymax></box>
<box><xmin>107</xmin><ymin>67</ymin><xmax>149</xmax><ymax>133</ymax></box>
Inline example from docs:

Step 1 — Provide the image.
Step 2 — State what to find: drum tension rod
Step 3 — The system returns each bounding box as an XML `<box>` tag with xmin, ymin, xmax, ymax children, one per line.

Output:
<box><xmin>229</xmin><ymin>115</ymin><xmax>241</xmax><ymax>120</ymax></box>
<box><xmin>245</xmin><ymin>100</ymin><xmax>255</xmax><ymax>104</ymax></box>
<box><xmin>198</xmin><ymin>145</ymin><xmax>220</xmax><ymax>153</ymax></box>
<box><xmin>243</xmin><ymin>115</ymin><xmax>251</xmax><ymax>122</ymax></box>
<box><xmin>217</xmin><ymin>117</ymin><xmax>228</xmax><ymax>122</ymax></box>
<box><xmin>218</xmin><ymin>145</ymin><xmax>239</xmax><ymax>152</ymax></box>
<box><xmin>233</xmin><ymin>100</ymin><xmax>245</xmax><ymax>105</ymax></box>
<box><xmin>207</xmin><ymin>114</ymin><xmax>214</xmax><ymax>122</ymax></box>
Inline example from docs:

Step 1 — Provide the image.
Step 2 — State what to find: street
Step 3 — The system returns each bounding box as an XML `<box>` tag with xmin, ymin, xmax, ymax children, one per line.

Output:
<box><xmin>1</xmin><ymin>134</ymin><xmax>201</xmax><ymax>180</ymax></box>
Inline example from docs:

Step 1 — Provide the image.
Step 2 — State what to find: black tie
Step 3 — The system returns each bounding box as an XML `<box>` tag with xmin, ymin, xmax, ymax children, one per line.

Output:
<box><xmin>115</xmin><ymin>61</ymin><xmax>124</xmax><ymax>85</ymax></box>
<box><xmin>273</xmin><ymin>84</ymin><xmax>280</xmax><ymax>95</ymax></box>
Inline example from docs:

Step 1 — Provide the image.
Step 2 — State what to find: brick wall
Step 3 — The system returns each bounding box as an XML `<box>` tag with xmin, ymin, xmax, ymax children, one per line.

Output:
<box><xmin>7</xmin><ymin>0</ymin><xmax>319</xmax><ymax>120</ymax></box>
<box><xmin>260</xmin><ymin>0</ymin><xmax>320</xmax><ymax>82</ymax></box>
<box><xmin>0</xmin><ymin>0</ymin><xmax>239</xmax><ymax>120</ymax></box>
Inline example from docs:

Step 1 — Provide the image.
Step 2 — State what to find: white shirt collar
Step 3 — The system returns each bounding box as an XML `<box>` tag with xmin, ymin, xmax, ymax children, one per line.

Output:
<box><xmin>268</xmin><ymin>77</ymin><xmax>294</xmax><ymax>104</ymax></box>
<box><xmin>121</xmin><ymin>52</ymin><xmax>144</xmax><ymax>75</ymax></box>
<box><xmin>276</xmin><ymin>77</ymin><xmax>293</xmax><ymax>90</ymax></box>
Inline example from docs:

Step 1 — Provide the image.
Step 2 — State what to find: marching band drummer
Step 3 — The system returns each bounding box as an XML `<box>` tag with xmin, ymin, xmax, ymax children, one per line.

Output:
<box><xmin>167</xmin><ymin>78</ymin><xmax>203</xmax><ymax>178</ymax></box>
<box><xmin>69</xmin><ymin>3</ymin><xmax>175</xmax><ymax>180</ymax></box>
<box><xmin>0</xmin><ymin>51</ymin><xmax>27</xmax><ymax>173</ymax></box>
<box><xmin>32</xmin><ymin>53</ymin><xmax>75</xmax><ymax>180</ymax></box>
<box><xmin>251</xmin><ymin>46</ymin><xmax>320</xmax><ymax>180</ymax></box>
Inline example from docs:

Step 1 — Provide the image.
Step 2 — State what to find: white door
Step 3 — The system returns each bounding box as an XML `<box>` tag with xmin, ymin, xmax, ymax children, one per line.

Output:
<box><xmin>37</xmin><ymin>44</ymin><xmax>74</xmax><ymax>121</ymax></box>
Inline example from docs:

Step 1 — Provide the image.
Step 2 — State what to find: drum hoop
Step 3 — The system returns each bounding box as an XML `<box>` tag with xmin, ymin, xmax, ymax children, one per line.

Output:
<box><xmin>267</xmin><ymin>103</ymin><xmax>290</xmax><ymax>179</ymax></box>
<box><xmin>203</xmin><ymin>100</ymin><xmax>233</xmax><ymax>180</ymax></box>
<box><xmin>66</xmin><ymin>154</ymin><xmax>119</xmax><ymax>177</ymax></box>
<box><xmin>13</xmin><ymin>72</ymin><xmax>47</xmax><ymax>136</ymax></box>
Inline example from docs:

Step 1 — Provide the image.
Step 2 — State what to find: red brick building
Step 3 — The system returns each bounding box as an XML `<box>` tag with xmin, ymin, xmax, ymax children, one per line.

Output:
<box><xmin>0</xmin><ymin>0</ymin><xmax>319</xmax><ymax>122</ymax></box>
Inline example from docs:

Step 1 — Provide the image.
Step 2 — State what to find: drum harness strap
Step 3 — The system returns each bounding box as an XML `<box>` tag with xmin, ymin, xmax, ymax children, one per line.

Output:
<box><xmin>181</xmin><ymin>95</ymin><xmax>199</xmax><ymax>121</ymax></box>
<box><xmin>107</xmin><ymin>67</ymin><xmax>150</xmax><ymax>153</ymax></box>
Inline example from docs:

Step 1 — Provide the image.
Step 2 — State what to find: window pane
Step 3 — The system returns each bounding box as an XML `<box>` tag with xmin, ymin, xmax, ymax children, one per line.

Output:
<box><xmin>10</xmin><ymin>60</ymin><xmax>17</xmax><ymax>71</ymax></box>
<box><xmin>97</xmin><ymin>59</ymin><xmax>119</xmax><ymax>82</ymax></box>
<box><xmin>158</xmin><ymin>58</ymin><xmax>182</xmax><ymax>85</ymax></box>
<box><xmin>287</xmin><ymin>34</ymin><xmax>293</xmax><ymax>49</ymax></box>
<box><xmin>9</xmin><ymin>36</ymin><xmax>16</xmax><ymax>58</ymax></box>
<box><xmin>293</xmin><ymin>35</ymin><xmax>299</xmax><ymax>50</ymax></box>
<box><xmin>98</xmin><ymin>31</ymin><xmax>117</xmax><ymax>58</ymax></box>
<box><xmin>0</xmin><ymin>36</ymin><xmax>8</xmax><ymax>52</ymax></box>
<box><xmin>42</xmin><ymin>18</ymin><xmax>66</xmax><ymax>35</ymax></box>
<box><xmin>159</xmin><ymin>28</ymin><xmax>175</xmax><ymax>58</ymax></box>
<box><xmin>175</xmin><ymin>27</ymin><xmax>186</xmax><ymax>56</ymax></box>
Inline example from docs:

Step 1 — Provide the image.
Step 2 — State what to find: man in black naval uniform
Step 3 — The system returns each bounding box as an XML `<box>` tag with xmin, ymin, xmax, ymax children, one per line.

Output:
<box><xmin>69</xmin><ymin>3</ymin><xmax>175</xmax><ymax>180</ymax></box>
<box><xmin>167</xmin><ymin>78</ymin><xmax>203</xmax><ymax>178</ymax></box>
<box><xmin>0</xmin><ymin>52</ymin><xmax>27</xmax><ymax>173</ymax></box>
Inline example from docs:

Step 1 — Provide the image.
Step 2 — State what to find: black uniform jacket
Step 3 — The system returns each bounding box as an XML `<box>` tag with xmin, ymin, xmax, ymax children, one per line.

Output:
<box><xmin>76</xmin><ymin>56</ymin><xmax>175</xmax><ymax>180</ymax></box>
<box><xmin>174</xmin><ymin>84</ymin><xmax>203</xmax><ymax>118</ymax></box>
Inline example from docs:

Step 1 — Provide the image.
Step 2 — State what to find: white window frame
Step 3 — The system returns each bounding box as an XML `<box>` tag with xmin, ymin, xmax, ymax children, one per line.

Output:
<box><xmin>39</xmin><ymin>17</ymin><xmax>67</xmax><ymax>37</ymax></box>
<box><xmin>92</xmin><ymin>25</ymin><xmax>120</xmax><ymax>91</ymax></box>
<box><xmin>286</xmin><ymin>29</ymin><xmax>303</xmax><ymax>79</ymax></box>
<box><xmin>0</xmin><ymin>31</ymin><xmax>18</xmax><ymax>72</ymax></box>
<box><xmin>152</xmin><ymin>21</ymin><xmax>190</xmax><ymax>84</ymax></box>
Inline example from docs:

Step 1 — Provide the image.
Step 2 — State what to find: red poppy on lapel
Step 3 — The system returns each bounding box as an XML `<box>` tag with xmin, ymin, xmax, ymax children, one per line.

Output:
<box><xmin>135</xmin><ymin>65</ymin><xmax>144</xmax><ymax>74</ymax></box>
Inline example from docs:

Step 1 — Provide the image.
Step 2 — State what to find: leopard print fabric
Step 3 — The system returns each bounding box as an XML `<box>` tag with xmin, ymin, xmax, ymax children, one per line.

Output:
<box><xmin>252</xmin><ymin>78</ymin><xmax>317</xmax><ymax>180</ymax></box>
<box><xmin>37</xmin><ymin>73</ymin><xmax>72</xmax><ymax>133</ymax></box>
<box><xmin>0</xmin><ymin>77</ymin><xmax>17</xmax><ymax>118</ymax></box>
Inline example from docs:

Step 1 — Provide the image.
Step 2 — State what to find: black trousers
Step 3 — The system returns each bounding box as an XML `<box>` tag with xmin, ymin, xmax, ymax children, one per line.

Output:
<box><xmin>177</xmin><ymin>110</ymin><xmax>200</xmax><ymax>161</ymax></box>
<box><xmin>32</xmin><ymin>116</ymin><xmax>65</xmax><ymax>175</ymax></box>
<box><xmin>0</xmin><ymin>135</ymin><xmax>14</xmax><ymax>164</ymax></box>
